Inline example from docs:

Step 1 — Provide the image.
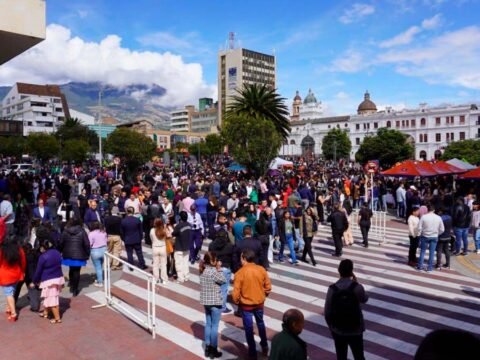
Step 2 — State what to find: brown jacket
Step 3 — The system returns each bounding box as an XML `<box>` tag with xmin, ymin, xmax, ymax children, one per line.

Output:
<box><xmin>232</xmin><ymin>262</ymin><xmax>272</xmax><ymax>306</ymax></box>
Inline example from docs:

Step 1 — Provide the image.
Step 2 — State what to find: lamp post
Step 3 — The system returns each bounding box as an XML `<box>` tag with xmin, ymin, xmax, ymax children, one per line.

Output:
<box><xmin>333</xmin><ymin>139</ymin><xmax>337</xmax><ymax>163</ymax></box>
<box><xmin>97</xmin><ymin>89</ymin><xmax>103</xmax><ymax>168</ymax></box>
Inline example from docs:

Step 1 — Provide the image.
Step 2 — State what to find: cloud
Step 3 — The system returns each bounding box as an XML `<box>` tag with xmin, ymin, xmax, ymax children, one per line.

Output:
<box><xmin>339</xmin><ymin>3</ymin><xmax>375</xmax><ymax>24</ymax></box>
<box><xmin>0</xmin><ymin>24</ymin><xmax>216</xmax><ymax>107</ymax></box>
<box><xmin>137</xmin><ymin>31</ymin><xmax>196</xmax><ymax>51</ymax></box>
<box><xmin>377</xmin><ymin>26</ymin><xmax>480</xmax><ymax>89</ymax></box>
<box><xmin>379</xmin><ymin>14</ymin><xmax>442</xmax><ymax>48</ymax></box>
<box><xmin>329</xmin><ymin>50</ymin><xmax>367</xmax><ymax>73</ymax></box>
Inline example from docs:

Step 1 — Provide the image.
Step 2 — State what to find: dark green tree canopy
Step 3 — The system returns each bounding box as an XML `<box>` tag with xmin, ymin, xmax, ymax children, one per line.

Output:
<box><xmin>55</xmin><ymin>117</ymin><xmax>98</xmax><ymax>151</ymax></box>
<box><xmin>355</xmin><ymin>128</ymin><xmax>414</xmax><ymax>168</ymax></box>
<box><xmin>61</xmin><ymin>139</ymin><xmax>90</xmax><ymax>163</ymax></box>
<box><xmin>225</xmin><ymin>83</ymin><xmax>291</xmax><ymax>140</ymax></box>
<box><xmin>321</xmin><ymin>128</ymin><xmax>352</xmax><ymax>160</ymax></box>
<box><xmin>104</xmin><ymin>128</ymin><xmax>156</xmax><ymax>172</ymax></box>
<box><xmin>441</xmin><ymin>139</ymin><xmax>480</xmax><ymax>165</ymax></box>
<box><xmin>27</xmin><ymin>133</ymin><xmax>60</xmax><ymax>161</ymax></box>
<box><xmin>0</xmin><ymin>136</ymin><xmax>27</xmax><ymax>159</ymax></box>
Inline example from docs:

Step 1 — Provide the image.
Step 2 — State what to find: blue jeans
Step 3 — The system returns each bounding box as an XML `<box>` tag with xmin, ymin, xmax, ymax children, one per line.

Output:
<box><xmin>417</xmin><ymin>237</ymin><xmax>438</xmax><ymax>271</ymax></box>
<box><xmin>454</xmin><ymin>227</ymin><xmax>469</xmax><ymax>253</ymax></box>
<box><xmin>271</xmin><ymin>217</ymin><xmax>277</xmax><ymax>238</ymax></box>
<box><xmin>286</xmin><ymin>233</ymin><xmax>297</xmax><ymax>263</ymax></box>
<box><xmin>204</xmin><ymin>305</ymin><xmax>222</xmax><ymax>348</ymax></box>
<box><xmin>220</xmin><ymin>267</ymin><xmax>232</xmax><ymax>311</ymax></box>
<box><xmin>91</xmin><ymin>247</ymin><xmax>106</xmax><ymax>284</ymax></box>
<box><xmin>294</xmin><ymin>228</ymin><xmax>304</xmax><ymax>253</ymax></box>
<box><xmin>397</xmin><ymin>201</ymin><xmax>405</xmax><ymax>218</ymax></box>
<box><xmin>474</xmin><ymin>229</ymin><xmax>480</xmax><ymax>251</ymax></box>
<box><xmin>372</xmin><ymin>198</ymin><xmax>379</xmax><ymax>211</ymax></box>
<box><xmin>241</xmin><ymin>306</ymin><xmax>268</xmax><ymax>357</ymax></box>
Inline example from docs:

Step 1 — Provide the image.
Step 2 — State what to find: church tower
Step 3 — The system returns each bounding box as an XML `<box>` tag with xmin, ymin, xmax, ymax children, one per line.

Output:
<box><xmin>291</xmin><ymin>90</ymin><xmax>302</xmax><ymax>121</ymax></box>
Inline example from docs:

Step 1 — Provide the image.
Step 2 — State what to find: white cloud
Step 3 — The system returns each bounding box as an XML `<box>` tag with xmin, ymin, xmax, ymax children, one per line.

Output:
<box><xmin>335</xmin><ymin>91</ymin><xmax>350</xmax><ymax>100</ymax></box>
<box><xmin>379</xmin><ymin>26</ymin><xmax>422</xmax><ymax>48</ymax></box>
<box><xmin>379</xmin><ymin>14</ymin><xmax>442</xmax><ymax>48</ymax></box>
<box><xmin>0</xmin><ymin>24</ymin><xmax>216</xmax><ymax>107</ymax></box>
<box><xmin>137</xmin><ymin>32</ymin><xmax>195</xmax><ymax>51</ymax></box>
<box><xmin>339</xmin><ymin>3</ymin><xmax>375</xmax><ymax>24</ymax></box>
<box><xmin>329</xmin><ymin>50</ymin><xmax>367</xmax><ymax>73</ymax></box>
<box><xmin>377</xmin><ymin>26</ymin><xmax>480</xmax><ymax>89</ymax></box>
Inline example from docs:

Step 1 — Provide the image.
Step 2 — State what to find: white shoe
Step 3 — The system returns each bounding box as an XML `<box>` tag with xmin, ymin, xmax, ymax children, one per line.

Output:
<box><xmin>162</xmin><ymin>280</ymin><xmax>170</xmax><ymax>286</ymax></box>
<box><xmin>94</xmin><ymin>283</ymin><xmax>103</xmax><ymax>288</ymax></box>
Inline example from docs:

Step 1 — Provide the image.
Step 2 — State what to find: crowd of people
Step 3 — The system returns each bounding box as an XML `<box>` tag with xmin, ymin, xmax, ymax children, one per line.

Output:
<box><xmin>0</xmin><ymin>157</ymin><xmax>479</xmax><ymax>359</ymax></box>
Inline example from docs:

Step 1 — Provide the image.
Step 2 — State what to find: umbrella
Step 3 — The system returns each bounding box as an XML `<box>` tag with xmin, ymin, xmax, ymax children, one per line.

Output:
<box><xmin>226</xmin><ymin>163</ymin><xmax>246</xmax><ymax>171</ymax></box>
<box><xmin>430</xmin><ymin>161</ymin><xmax>466</xmax><ymax>175</ymax></box>
<box><xmin>381</xmin><ymin>160</ymin><xmax>438</xmax><ymax>177</ymax></box>
<box><xmin>446</xmin><ymin>158</ymin><xmax>476</xmax><ymax>170</ymax></box>
<box><xmin>267</xmin><ymin>169</ymin><xmax>281</xmax><ymax>177</ymax></box>
<box><xmin>458</xmin><ymin>167</ymin><xmax>480</xmax><ymax>179</ymax></box>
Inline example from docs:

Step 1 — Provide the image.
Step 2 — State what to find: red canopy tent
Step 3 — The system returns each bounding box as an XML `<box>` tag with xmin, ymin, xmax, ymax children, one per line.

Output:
<box><xmin>458</xmin><ymin>167</ymin><xmax>480</xmax><ymax>179</ymax></box>
<box><xmin>381</xmin><ymin>160</ymin><xmax>438</xmax><ymax>177</ymax></box>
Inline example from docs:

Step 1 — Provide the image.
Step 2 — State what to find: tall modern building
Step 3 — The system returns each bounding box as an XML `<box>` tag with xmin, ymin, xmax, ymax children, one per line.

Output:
<box><xmin>1</xmin><ymin>83</ymin><xmax>70</xmax><ymax>136</ymax></box>
<box><xmin>199</xmin><ymin>98</ymin><xmax>214</xmax><ymax>112</ymax></box>
<box><xmin>217</xmin><ymin>35</ymin><xmax>276</xmax><ymax>126</ymax></box>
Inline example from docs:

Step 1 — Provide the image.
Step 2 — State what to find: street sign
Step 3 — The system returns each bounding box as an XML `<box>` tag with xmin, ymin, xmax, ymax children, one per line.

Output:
<box><xmin>113</xmin><ymin>157</ymin><xmax>121</xmax><ymax>165</ymax></box>
<box><xmin>365</xmin><ymin>160</ymin><xmax>379</xmax><ymax>174</ymax></box>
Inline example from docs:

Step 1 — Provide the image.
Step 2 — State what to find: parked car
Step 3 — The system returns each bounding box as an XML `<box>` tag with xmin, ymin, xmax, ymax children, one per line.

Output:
<box><xmin>5</xmin><ymin>163</ymin><xmax>34</xmax><ymax>175</ymax></box>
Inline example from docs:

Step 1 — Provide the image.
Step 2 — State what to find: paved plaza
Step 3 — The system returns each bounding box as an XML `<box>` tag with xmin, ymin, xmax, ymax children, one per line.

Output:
<box><xmin>2</xmin><ymin>217</ymin><xmax>479</xmax><ymax>360</ymax></box>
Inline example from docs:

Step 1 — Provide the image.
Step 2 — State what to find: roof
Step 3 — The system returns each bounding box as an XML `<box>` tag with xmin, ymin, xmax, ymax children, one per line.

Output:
<box><xmin>16</xmin><ymin>82</ymin><xmax>62</xmax><ymax>97</ymax></box>
<box><xmin>357</xmin><ymin>91</ymin><xmax>377</xmax><ymax>113</ymax></box>
<box><xmin>290</xmin><ymin>115</ymin><xmax>350</xmax><ymax>126</ymax></box>
<box><xmin>293</xmin><ymin>90</ymin><xmax>302</xmax><ymax>101</ymax></box>
<box><xmin>101</xmin><ymin>116</ymin><xmax>121</xmax><ymax>125</ymax></box>
<box><xmin>304</xmin><ymin>89</ymin><xmax>317</xmax><ymax>104</ymax></box>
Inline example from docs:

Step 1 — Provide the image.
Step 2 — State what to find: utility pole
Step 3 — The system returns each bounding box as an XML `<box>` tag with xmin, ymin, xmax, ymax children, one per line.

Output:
<box><xmin>97</xmin><ymin>89</ymin><xmax>103</xmax><ymax>168</ymax></box>
<box><xmin>333</xmin><ymin>139</ymin><xmax>337</xmax><ymax>163</ymax></box>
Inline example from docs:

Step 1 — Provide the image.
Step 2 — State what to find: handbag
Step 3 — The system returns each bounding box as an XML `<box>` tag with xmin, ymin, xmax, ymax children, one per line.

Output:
<box><xmin>165</xmin><ymin>237</ymin><xmax>174</xmax><ymax>254</ymax></box>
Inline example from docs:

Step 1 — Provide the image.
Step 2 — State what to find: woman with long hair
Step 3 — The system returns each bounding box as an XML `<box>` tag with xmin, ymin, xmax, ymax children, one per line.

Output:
<box><xmin>165</xmin><ymin>217</ymin><xmax>176</xmax><ymax>278</ymax></box>
<box><xmin>34</xmin><ymin>239</ymin><xmax>64</xmax><ymax>324</ymax></box>
<box><xmin>88</xmin><ymin>221</ymin><xmax>108</xmax><ymax>287</ymax></box>
<box><xmin>207</xmin><ymin>195</ymin><xmax>218</xmax><ymax>236</ymax></box>
<box><xmin>301</xmin><ymin>207</ymin><xmax>317</xmax><ymax>266</ymax></box>
<box><xmin>199</xmin><ymin>251</ymin><xmax>226</xmax><ymax>359</ymax></box>
<box><xmin>0</xmin><ymin>236</ymin><xmax>26</xmax><ymax>322</ymax></box>
<box><xmin>150</xmin><ymin>218</ymin><xmax>169</xmax><ymax>285</ymax></box>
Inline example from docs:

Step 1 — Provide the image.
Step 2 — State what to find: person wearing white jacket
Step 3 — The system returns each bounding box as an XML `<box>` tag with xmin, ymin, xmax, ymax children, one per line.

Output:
<box><xmin>407</xmin><ymin>206</ymin><xmax>420</xmax><ymax>267</ymax></box>
<box><xmin>417</xmin><ymin>204</ymin><xmax>444</xmax><ymax>273</ymax></box>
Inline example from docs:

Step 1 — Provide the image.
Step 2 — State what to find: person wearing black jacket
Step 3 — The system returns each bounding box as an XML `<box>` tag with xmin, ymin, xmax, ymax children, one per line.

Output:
<box><xmin>452</xmin><ymin>197</ymin><xmax>471</xmax><ymax>256</ymax></box>
<box><xmin>58</xmin><ymin>217</ymin><xmax>90</xmax><ymax>296</ymax></box>
<box><xmin>358</xmin><ymin>203</ymin><xmax>373</xmax><ymax>248</ymax></box>
<box><xmin>14</xmin><ymin>242</ymin><xmax>41</xmax><ymax>311</ymax></box>
<box><xmin>104</xmin><ymin>209</ymin><xmax>123</xmax><ymax>270</ymax></box>
<box><xmin>172</xmin><ymin>211</ymin><xmax>192</xmax><ymax>283</ymax></box>
<box><xmin>327</xmin><ymin>203</ymin><xmax>348</xmax><ymax>257</ymax></box>
<box><xmin>232</xmin><ymin>226</ymin><xmax>263</xmax><ymax>272</ymax></box>
<box><xmin>208</xmin><ymin>230</ymin><xmax>234</xmax><ymax>313</ymax></box>
<box><xmin>255</xmin><ymin>210</ymin><xmax>272</xmax><ymax>269</ymax></box>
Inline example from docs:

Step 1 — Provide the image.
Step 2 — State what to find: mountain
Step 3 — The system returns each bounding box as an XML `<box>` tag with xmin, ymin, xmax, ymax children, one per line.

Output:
<box><xmin>0</xmin><ymin>82</ymin><xmax>172</xmax><ymax>128</ymax></box>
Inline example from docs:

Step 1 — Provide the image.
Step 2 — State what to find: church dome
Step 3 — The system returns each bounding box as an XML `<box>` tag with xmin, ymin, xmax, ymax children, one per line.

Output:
<box><xmin>357</xmin><ymin>91</ymin><xmax>377</xmax><ymax>114</ymax></box>
<box><xmin>293</xmin><ymin>90</ymin><xmax>302</xmax><ymax>101</ymax></box>
<box><xmin>303</xmin><ymin>89</ymin><xmax>317</xmax><ymax>104</ymax></box>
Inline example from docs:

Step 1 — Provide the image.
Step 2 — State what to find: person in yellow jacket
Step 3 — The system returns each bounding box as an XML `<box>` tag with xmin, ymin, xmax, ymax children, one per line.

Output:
<box><xmin>232</xmin><ymin>249</ymin><xmax>272</xmax><ymax>360</ymax></box>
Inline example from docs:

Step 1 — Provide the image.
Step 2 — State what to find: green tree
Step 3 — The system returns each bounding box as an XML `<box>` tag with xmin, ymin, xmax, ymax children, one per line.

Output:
<box><xmin>55</xmin><ymin>117</ymin><xmax>98</xmax><ymax>151</ymax></box>
<box><xmin>0</xmin><ymin>136</ymin><xmax>27</xmax><ymax>158</ymax></box>
<box><xmin>104</xmin><ymin>128</ymin><xmax>156</xmax><ymax>172</ymax></box>
<box><xmin>225</xmin><ymin>83</ymin><xmax>291</xmax><ymax>140</ymax></box>
<box><xmin>355</xmin><ymin>128</ymin><xmax>414</xmax><ymax>168</ymax></box>
<box><xmin>222</xmin><ymin>115</ymin><xmax>282</xmax><ymax>176</ymax></box>
<box><xmin>61</xmin><ymin>139</ymin><xmax>90</xmax><ymax>163</ymax></box>
<box><xmin>321</xmin><ymin>128</ymin><xmax>352</xmax><ymax>160</ymax></box>
<box><xmin>188</xmin><ymin>141</ymin><xmax>208</xmax><ymax>159</ymax></box>
<box><xmin>441</xmin><ymin>139</ymin><xmax>480</xmax><ymax>165</ymax></box>
<box><xmin>27</xmin><ymin>133</ymin><xmax>60</xmax><ymax>162</ymax></box>
<box><xmin>204</xmin><ymin>133</ymin><xmax>224</xmax><ymax>156</ymax></box>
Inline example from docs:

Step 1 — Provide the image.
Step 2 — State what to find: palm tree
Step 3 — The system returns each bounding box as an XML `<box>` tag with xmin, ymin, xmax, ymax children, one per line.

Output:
<box><xmin>225</xmin><ymin>83</ymin><xmax>291</xmax><ymax>140</ymax></box>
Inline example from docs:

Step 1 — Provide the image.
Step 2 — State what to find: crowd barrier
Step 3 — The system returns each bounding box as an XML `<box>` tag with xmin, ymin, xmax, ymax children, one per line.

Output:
<box><xmin>100</xmin><ymin>252</ymin><xmax>157</xmax><ymax>339</ymax></box>
<box><xmin>350</xmin><ymin>210</ymin><xmax>387</xmax><ymax>245</ymax></box>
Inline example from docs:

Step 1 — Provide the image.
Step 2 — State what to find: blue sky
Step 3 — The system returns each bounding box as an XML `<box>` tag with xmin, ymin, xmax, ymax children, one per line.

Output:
<box><xmin>2</xmin><ymin>0</ymin><xmax>480</xmax><ymax>113</ymax></box>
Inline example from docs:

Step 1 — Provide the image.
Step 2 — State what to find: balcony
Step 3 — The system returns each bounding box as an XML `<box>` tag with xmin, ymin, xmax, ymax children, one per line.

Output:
<box><xmin>0</xmin><ymin>0</ymin><xmax>46</xmax><ymax>65</ymax></box>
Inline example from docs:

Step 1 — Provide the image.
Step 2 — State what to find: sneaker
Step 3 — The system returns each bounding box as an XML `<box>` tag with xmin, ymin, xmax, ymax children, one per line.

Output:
<box><xmin>292</xmin><ymin>261</ymin><xmax>300</xmax><ymax>266</ymax></box>
<box><xmin>443</xmin><ymin>264</ymin><xmax>451</xmax><ymax>269</ymax></box>
<box><xmin>416</xmin><ymin>266</ymin><xmax>424</xmax><ymax>272</ymax></box>
<box><xmin>475</xmin><ymin>250</ymin><xmax>480</xmax><ymax>254</ymax></box>
<box><xmin>94</xmin><ymin>283</ymin><xmax>103</xmax><ymax>288</ymax></box>
<box><xmin>222</xmin><ymin>308</ymin><xmax>232</xmax><ymax>315</ymax></box>
<box><xmin>461</xmin><ymin>252</ymin><xmax>468</xmax><ymax>256</ymax></box>
<box><xmin>162</xmin><ymin>280</ymin><xmax>170</xmax><ymax>286</ymax></box>
<box><xmin>435</xmin><ymin>265</ymin><xmax>442</xmax><ymax>271</ymax></box>
<box><xmin>425</xmin><ymin>269</ymin><xmax>432</xmax><ymax>273</ymax></box>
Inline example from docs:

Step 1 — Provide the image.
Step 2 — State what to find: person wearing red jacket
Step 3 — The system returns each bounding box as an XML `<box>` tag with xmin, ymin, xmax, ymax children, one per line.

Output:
<box><xmin>0</xmin><ymin>237</ymin><xmax>26</xmax><ymax>322</ymax></box>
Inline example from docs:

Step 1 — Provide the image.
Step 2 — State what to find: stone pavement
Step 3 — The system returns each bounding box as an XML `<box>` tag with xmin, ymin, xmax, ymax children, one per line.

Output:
<box><xmin>1</xmin><ymin>217</ymin><xmax>480</xmax><ymax>359</ymax></box>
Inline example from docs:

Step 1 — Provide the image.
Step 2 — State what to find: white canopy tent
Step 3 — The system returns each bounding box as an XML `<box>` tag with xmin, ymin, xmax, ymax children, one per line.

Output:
<box><xmin>446</xmin><ymin>158</ymin><xmax>476</xmax><ymax>170</ymax></box>
<box><xmin>269</xmin><ymin>157</ymin><xmax>293</xmax><ymax>169</ymax></box>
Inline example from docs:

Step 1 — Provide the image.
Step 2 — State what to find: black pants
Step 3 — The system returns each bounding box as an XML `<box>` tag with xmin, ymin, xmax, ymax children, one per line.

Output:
<box><xmin>436</xmin><ymin>241</ymin><xmax>450</xmax><ymax>267</ymax></box>
<box><xmin>69</xmin><ymin>266</ymin><xmax>81</xmax><ymax>293</ymax></box>
<box><xmin>332</xmin><ymin>332</ymin><xmax>365</xmax><ymax>360</ymax></box>
<box><xmin>258</xmin><ymin>235</ymin><xmax>270</xmax><ymax>269</ymax></box>
<box><xmin>408</xmin><ymin>236</ymin><xmax>419</xmax><ymax>263</ymax></box>
<box><xmin>126</xmin><ymin>243</ymin><xmax>146</xmax><ymax>268</ymax></box>
<box><xmin>301</xmin><ymin>236</ymin><xmax>316</xmax><ymax>264</ymax></box>
<box><xmin>332</xmin><ymin>231</ymin><xmax>343</xmax><ymax>256</ymax></box>
<box><xmin>359</xmin><ymin>224</ymin><xmax>370</xmax><ymax>245</ymax></box>
<box><xmin>143</xmin><ymin>216</ymin><xmax>152</xmax><ymax>245</ymax></box>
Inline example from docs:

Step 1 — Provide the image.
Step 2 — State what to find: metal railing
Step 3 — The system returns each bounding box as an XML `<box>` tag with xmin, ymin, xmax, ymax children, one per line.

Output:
<box><xmin>102</xmin><ymin>252</ymin><xmax>156</xmax><ymax>339</ymax></box>
<box><xmin>351</xmin><ymin>210</ymin><xmax>387</xmax><ymax>245</ymax></box>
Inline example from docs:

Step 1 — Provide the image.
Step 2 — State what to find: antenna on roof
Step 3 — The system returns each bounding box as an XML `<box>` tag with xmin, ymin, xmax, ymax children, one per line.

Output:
<box><xmin>228</xmin><ymin>32</ymin><xmax>235</xmax><ymax>50</ymax></box>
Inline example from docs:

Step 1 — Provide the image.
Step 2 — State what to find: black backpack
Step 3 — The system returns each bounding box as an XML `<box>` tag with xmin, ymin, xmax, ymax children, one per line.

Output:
<box><xmin>329</xmin><ymin>282</ymin><xmax>362</xmax><ymax>332</ymax></box>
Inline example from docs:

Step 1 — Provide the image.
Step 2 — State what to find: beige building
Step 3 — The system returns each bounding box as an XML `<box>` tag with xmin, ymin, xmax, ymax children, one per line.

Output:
<box><xmin>170</xmin><ymin>105</ymin><xmax>195</xmax><ymax>132</ymax></box>
<box><xmin>0</xmin><ymin>0</ymin><xmax>46</xmax><ymax>65</ymax></box>
<box><xmin>218</xmin><ymin>47</ymin><xmax>276</xmax><ymax>126</ymax></box>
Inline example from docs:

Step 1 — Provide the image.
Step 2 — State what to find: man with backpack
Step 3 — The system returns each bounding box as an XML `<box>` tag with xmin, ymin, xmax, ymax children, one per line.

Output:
<box><xmin>327</xmin><ymin>203</ymin><xmax>349</xmax><ymax>257</ymax></box>
<box><xmin>324</xmin><ymin>259</ymin><xmax>369</xmax><ymax>360</ymax></box>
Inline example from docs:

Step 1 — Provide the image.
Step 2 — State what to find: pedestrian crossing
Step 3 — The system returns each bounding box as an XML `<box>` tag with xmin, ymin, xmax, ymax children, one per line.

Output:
<box><xmin>87</xmin><ymin>224</ymin><xmax>480</xmax><ymax>360</ymax></box>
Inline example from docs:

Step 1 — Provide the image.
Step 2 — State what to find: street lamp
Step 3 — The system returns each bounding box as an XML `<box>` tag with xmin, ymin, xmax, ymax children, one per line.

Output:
<box><xmin>97</xmin><ymin>89</ymin><xmax>103</xmax><ymax>168</ymax></box>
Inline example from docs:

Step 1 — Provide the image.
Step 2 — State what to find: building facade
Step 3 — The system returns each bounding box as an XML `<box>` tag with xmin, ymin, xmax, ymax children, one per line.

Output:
<box><xmin>70</xmin><ymin>109</ymin><xmax>95</xmax><ymax>126</ymax></box>
<box><xmin>218</xmin><ymin>46</ymin><xmax>276</xmax><ymax>126</ymax></box>
<box><xmin>1</xmin><ymin>83</ymin><xmax>70</xmax><ymax>136</ymax></box>
<box><xmin>190</xmin><ymin>108</ymin><xmax>218</xmax><ymax>133</ymax></box>
<box><xmin>170</xmin><ymin>105</ymin><xmax>195</xmax><ymax>132</ymax></box>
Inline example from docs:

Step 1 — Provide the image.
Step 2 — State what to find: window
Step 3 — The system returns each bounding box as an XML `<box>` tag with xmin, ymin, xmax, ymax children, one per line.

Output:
<box><xmin>17</xmin><ymin>103</ymin><xmax>23</xmax><ymax>111</ymax></box>
<box><xmin>419</xmin><ymin>134</ymin><xmax>423</xmax><ymax>142</ymax></box>
<box><xmin>406</xmin><ymin>120</ymin><xmax>409</xmax><ymax>127</ymax></box>
<box><xmin>411</xmin><ymin>119</ymin><xmax>416</xmax><ymax>127</ymax></box>
<box><xmin>374</xmin><ymin>122</ymin><xmax>378</xmax><ymax>129</ymax></box>
<box><xmin>424</xmin><ymin>134</ymin><xmax>428</xmax><ymax>142</ymax></box>
<box><xmin>460</xmin><ymin>132</ymin><xmax>465</xmax><ymax>140</ymax></box>
<box><xmin>290</xmin><ymin>140</ymin><xmax>296</xmax><ymax>145</ymax></box>
<box><xmin>356</xmin><ymin>138</ymin><xmax>360</xmax><ymax>145</ymax></box>
<box><xmin>420</xmin><ymin>118</ymin><xmax>426</xmax><ymax>126</ymax></box>
<box><xmin>451</xmin><ymin>132</ymin><xmax>454</xmax><ymax>141</ymax></box>
<box><xmin>446</xmin><ymin>116</ymin><xmax>454</xmax><ymax>124</ymax></box>
<box><xmin>401</xmin><ymin>120</ymin><xmax>405</xmax><ymax>127</ymax></box>
<box><xmin>436</xmin><ymin>133</ymin><xmax>441</xmax><ymax>142</ymax></box>
<box><xmin>396</xmin><ymin>121</ymin><xmax>400</xmax><ymax>128</ymax></box>
<box><xmin>460</xmin><ymin>115</ymin><xmax>465</xmax><ymax>124</ymax></box>
<box><xmin>435</xmin><ymin>117</ymin><xmax>441</xmax><ymax>125</ymax></box>
<box><xmin>386</xmin><ymin>121</ymin><xmax>391</xmax><ymax>128</ymax></box>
